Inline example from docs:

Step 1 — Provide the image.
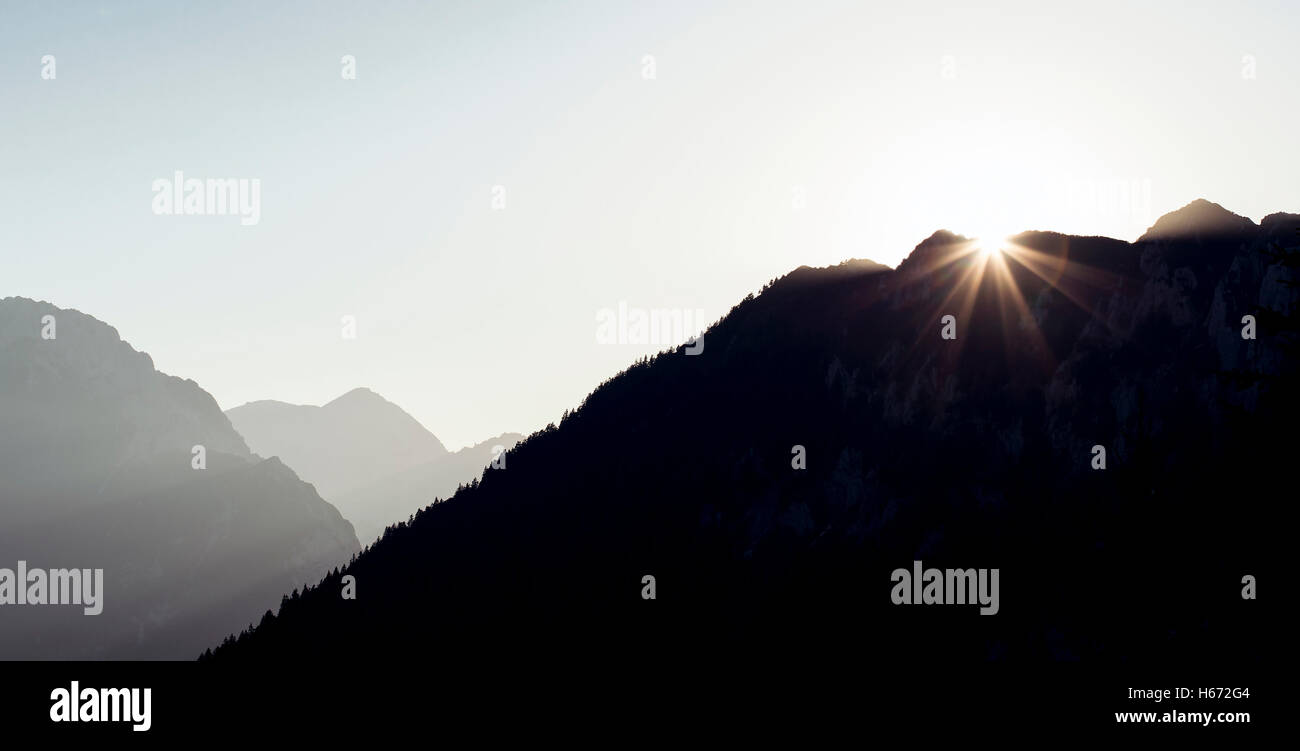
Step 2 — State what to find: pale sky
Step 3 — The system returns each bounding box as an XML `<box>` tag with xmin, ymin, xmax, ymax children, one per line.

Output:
<box><xmin>3</xmin><ymin>0</ymin><xmax>1296</xmax><ymax>448</ymax></box>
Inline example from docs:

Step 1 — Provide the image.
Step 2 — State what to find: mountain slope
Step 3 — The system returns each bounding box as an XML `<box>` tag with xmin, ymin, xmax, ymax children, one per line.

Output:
<box><xmin>206</xmin><ymin>201</ymin><xmax>1293</xmax><ymax>663</ymax></box>
<box><xmin>0</xmin><ymin>298</ymin><xmax>359</xmax><ymax>659</ymax></box>
<box><xmin>334</xmin><ymin>432</ymin><xmax>524</xmax><ymax>543</ymax></box>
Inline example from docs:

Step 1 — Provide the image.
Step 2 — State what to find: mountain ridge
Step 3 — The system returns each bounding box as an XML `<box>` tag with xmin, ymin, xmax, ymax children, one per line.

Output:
<box><xmin>207</xmin><ymin>200</ymin><xmax>1291</xmax><ymax>663</ymax></box>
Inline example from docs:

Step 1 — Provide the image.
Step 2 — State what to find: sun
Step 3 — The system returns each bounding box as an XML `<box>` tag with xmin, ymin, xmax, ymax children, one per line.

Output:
<box><xmin>971</xmin><ymin>230</ymin><xmax>1014</xmax><ymax>257</ymax></box>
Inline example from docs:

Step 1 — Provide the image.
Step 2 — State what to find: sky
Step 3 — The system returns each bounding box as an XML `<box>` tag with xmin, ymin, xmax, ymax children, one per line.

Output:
<box><xmin>2</xmin><ymin>0</ymin><xmax>1297</xmax><ymax>449</ymax></box>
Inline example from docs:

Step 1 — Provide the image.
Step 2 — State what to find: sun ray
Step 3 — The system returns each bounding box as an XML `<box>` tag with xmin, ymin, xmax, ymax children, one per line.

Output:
<box><xmin>893</xmin><ymin>227</ymin><xmax>1133</xmax><ymax>379</ymax></box>
<box><xmin>998</xmin><ymin>240</ymin><xmax>1128</xmax><ymax>329</ymax></box>
<box><xmin>986</xmin><ymin>245</ymin><xmax>1055</xmax><ymax>373</ymax></box>
<box><xmin>902</xmin><ymin>239</ymin><xmax>990</xmax><ymax>361</ymax></box>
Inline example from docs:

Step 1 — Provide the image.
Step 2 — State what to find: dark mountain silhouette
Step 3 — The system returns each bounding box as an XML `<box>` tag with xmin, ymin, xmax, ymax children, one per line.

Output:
<box><xmin>0</xmin><ymin>298</ymin><xmax>359</xmax><ymax>659</ymax></box>
<box><xmin>1138</xmin><ymin>198</ymin><xmax>1259</xmax><ymax>242</ymax></box>
<box><xmin>227</xmin><ymin>390</ymin><xmax>517</xmax><ymax>543</ymax></box>
<box><xmin>205</xmin><ymin>200</ymin><xmax>1292</xmax><ymax>664</ymax></box>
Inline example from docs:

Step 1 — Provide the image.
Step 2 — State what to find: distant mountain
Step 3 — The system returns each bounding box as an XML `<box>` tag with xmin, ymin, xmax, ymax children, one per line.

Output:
<box><xmin>227</xmin><ymin>388</ymin><xmax>448</xmax><ymax>502</ymax></box>
<box><xmin>0</xmin><ymin>298</ymin><xmax>359</xmax><ymax>659</ymax></box>
<box><xmin>226</xmin><ymin>391</ymin><xmax>512</xmax><ymax>544</ymax></box>
<box><xmin>335</xmin><ymin>432</ymin><xmax>524</xmax><ymax>543</ymax></box>
<box><xmin>206</xmin><ymin>200</ymin><xmax>1293</xmax><ymax>664</ymax></box>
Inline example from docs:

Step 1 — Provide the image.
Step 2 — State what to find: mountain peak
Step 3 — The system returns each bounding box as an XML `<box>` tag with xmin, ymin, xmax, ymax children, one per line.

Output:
<box><xmin>895</xmin><ymin>229</ymin><xmax>970</xmax><ymax>276</ymax></box>
<box><xmin>1139</xmin><ymin>199</ymin><xmax>1256</xmax><ymax>242</ymax></box>
<box><xmin>228</xmin><ymin>387</ymin><xmax>449</xmax><ymax>501</ymax></box>
<box><xmin>0</xmin><ymin>296</ymin><xmax>249</xmax><ymax>460</ymax></box>
<box><xmin>326</xmin><ymin>386</ymin><xmax>384</xmax><ymax>406</ymax></box>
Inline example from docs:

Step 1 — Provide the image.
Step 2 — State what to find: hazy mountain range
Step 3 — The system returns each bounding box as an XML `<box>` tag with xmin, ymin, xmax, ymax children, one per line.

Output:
<box><xmin>228</xmin><ymin>392</ymin><xmax>521</xmax><ymax>543</ymax></box>
<box><xmin>0</xmin><ymin>292</ymin><xmax>527</xmax><ymax>660</ymax></box>
<box><xmin>0</xmin><ymin>299</ymin><xmax>359</xmax><ymax>659</ymax></box>
<box><xmin>206</xmin><ymin>199</ymin><xmax>1292</xmax><ymax>663</ymax></box>
<box><xmin>0</xmin><ymin>300</ymin><xmax>523</xmax><ymax>658</ymax></box>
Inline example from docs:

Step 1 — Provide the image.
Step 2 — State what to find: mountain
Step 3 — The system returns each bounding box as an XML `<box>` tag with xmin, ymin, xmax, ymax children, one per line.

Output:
<box><xmin>334</xmin><ymin>432</ymin><xmax>524</xmax><ymax>543</ymax></box>
<box><xmin>0</xmin><ymin>298</ymin><xmax>359</xmax><ymax>659</ymax></box>
<box><xmin>206</xmin><ymin>200</ymin><xmax>1292</xmax><ymax>664</ymax></box>
<box><xmin>1138</xmin><ymin>198</ymin><xmax>1259</xmax><ymax>242</ymax></box>
<box><xmin>226</xmin><ymin>391</ymin><xmax>511</xmax><ymax>543</ymax></box>
<box><xmin>226</xmin><ymin>388</ymin><xmax>448</xmax><ymax>502</ymax></box>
